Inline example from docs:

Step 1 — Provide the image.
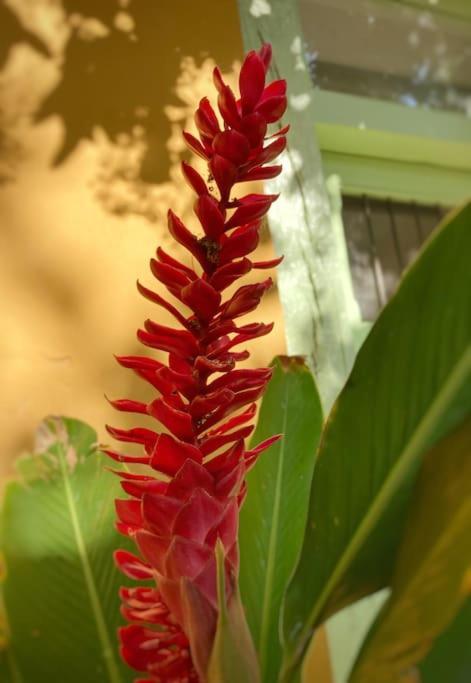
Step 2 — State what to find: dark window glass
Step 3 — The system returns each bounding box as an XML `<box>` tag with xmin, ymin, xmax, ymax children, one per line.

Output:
<box><xmin>342</xmin><ymin>196</ymin><xmax>445</xmax><ymax>320</ymax></box>
<box><xmin>299</xmin><ymin>0</ymin><xmax>471</xmax><ymax>116</ymax></box>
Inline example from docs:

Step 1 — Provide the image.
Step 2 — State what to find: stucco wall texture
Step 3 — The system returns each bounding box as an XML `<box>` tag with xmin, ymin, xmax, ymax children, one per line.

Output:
<box><xmin>0</xmin><ymin>0</ymin><xmax>287</xmax><ymax>478</ymax></box>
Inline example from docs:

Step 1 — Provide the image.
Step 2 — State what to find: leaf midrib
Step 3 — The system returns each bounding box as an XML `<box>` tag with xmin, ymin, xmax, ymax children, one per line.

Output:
<box><xmin>57</xmin><ymin>443</ymin><xmax>122</xmax><ymax>683</ymax></box>
<box><xmin>258</xmin><ymin>379</ymin><xmax>290</xmax><ymax>678</ymax></box>
<box><xmin>285</xmin><ymin>346</ymin><xmax>471</xmax><ymax>677</ymax></box>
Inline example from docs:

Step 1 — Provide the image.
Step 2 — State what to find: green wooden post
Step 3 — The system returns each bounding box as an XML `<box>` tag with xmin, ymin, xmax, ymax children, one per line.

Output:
<box><xmin>237</xmin><ymin>0</ymin><xmax>363</xmax><ymax>414</ymax></box>
<box><xmin>237</xmin><ymin>2</ymin><xmax>380</xmax><ymax>681</ymax></box>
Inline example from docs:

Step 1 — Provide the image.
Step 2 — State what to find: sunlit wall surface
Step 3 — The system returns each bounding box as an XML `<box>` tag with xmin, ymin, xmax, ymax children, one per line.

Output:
<box><xmin>0</xmin><ymin>0</ymin><xmax>286</xmax><ymax>478</ymax></box>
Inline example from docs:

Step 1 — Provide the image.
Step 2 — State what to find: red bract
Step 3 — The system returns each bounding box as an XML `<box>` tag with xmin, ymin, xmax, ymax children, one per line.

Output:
<box><xmin>107</xmin><ymin>43</ymin><xmax>288</xmax><ymax>683</ymax></box>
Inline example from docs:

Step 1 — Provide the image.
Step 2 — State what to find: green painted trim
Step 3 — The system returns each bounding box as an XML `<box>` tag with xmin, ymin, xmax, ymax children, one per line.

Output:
<box><xmin>322</xmin><ymin>151</ymin><xmax>471</xmax><ymax>206</ymax></box>
<box><xmin>312</xmin><ymin>90</ymin><xmax>471</xmax><ymax>204</ymax></box>
<box><xmin>316</xmin><ymin>122</ymin><xmax>471</xmax><ymax>173</ymax></box>
<box><xmin>312</xmin><ymin>90</ymin><xmax>471</xmax><ymax>171</ymax></box>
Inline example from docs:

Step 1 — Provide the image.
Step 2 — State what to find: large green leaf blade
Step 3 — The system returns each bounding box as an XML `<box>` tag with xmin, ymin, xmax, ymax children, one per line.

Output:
<box><xmin>1</xmin><ymin>417</ymin><xmax>132</xmax><ymax>682</ymax></box>
<box><xmin>239</xmin><ymin>356</ymin><xmax>323</xmax><ymax>683</ymax></box>
<box><xmin>420</xmin><ymin>598</ymin><xmax>471</xmax><ymax>683</ymax></box>
<box><xmin>348</xmin><ymin>419</ymin><xmax>471</xmax><ymax>682</ymax></box>
<box><xmin>282</xmin><ymin>203</ymin><xmax>471</xmax><ymax>680</ymax></box>
<box><xmin>0</xmin><ymin>567</ymin><xmax>16</xmax><ymax>683</ymax></box>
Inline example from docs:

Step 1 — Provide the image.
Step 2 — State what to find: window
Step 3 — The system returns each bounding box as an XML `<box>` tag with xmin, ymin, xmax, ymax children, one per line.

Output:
<box><xmin>299</xmin><ymin>0</ymin><xmax>471</xmax><ymax>115</ymax></box>
<box><xmin>298</xmin><ymin>0</ymin><xmax>470</xmax><ymax>319</ymax></box>
<box><xmin>298</xmin><ymin>0</ymin><xmax>471</xmax><ymax>207</ymax></box>
<box><xmin>342</xmin><ymin>196</ymin><xmax>445</xmax><ymax>320</ymax></box>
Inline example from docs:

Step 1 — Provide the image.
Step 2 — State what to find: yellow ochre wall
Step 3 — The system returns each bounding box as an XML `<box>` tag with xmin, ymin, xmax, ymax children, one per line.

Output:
<box><xmin>0</xmin><ymin>2</ymin><xmax>332</xmax><ymax>680</ymax></box>
<box><xmin>0</xmin><ymin>0</ymin><xmax>286</xmax><ymax>477</ymax></box>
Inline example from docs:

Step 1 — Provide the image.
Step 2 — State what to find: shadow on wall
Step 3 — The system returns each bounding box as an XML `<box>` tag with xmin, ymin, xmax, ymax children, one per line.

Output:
<box><xmin>38</xmin><ymin>0</ymin><xmax>241</xmax><ymax>182</ymax></box>
<box><xmin>0</xmin><ymin>0</ymin><xmax>287</xmax><ymax>475</ymax></box>
<box><xmin>0</xmin><ymin>0</ymin><xmax>243</xmax><ymax>207</ymax></box>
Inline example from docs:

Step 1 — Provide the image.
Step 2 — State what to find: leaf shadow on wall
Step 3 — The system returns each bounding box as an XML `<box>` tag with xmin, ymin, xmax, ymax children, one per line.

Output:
<box><xmin>39</xmin><ymin>0</ymin><xmax>242</xmax><ymax>181</ymax></box>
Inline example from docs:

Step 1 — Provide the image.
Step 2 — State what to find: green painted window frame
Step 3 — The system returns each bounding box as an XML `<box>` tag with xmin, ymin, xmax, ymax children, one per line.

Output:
<box><xmin>308</xmin><ymin>2</ymin><xmax>471</xmax><ymax>206</ymax></box>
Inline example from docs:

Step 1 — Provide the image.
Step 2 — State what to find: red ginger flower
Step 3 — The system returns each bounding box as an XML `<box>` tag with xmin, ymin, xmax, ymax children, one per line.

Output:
<box><xmin>107</xmin><ymin>43</ymin><xmax>288</xmax><ymax>683</ymax></box>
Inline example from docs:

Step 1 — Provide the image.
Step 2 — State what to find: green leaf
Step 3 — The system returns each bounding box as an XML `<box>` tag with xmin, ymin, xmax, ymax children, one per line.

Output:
<box><xmin>420</xmin><ymin>597</ymin><xmax>471</xmax><ymax>683</ymax></box>
<box><xmin>348</xmin><ymin>418</ymin><xmax>471</xmax><ymax>682</ymax></box>
<box><xmin>239</xmin><ymin>356</ymin><xmax>323</xmax><ymax>683</ymax></box>
<box><xmin>0</xmin><ymin>557</ymin><xmax>17</xmax><ymax>683</ymax></box>
<box><xmin>207</xmin><ymin>541</ymin><xmax>261</xmax><ymax>683</ymax></box>
<box><xmin>0</xmin><ymin>417</ymin><xmax>132</xmax><ymax>682</ymax></box>
<box><xmin>281</xmin><ymin>203</ymin><xmax>471</xmax><ymax>681</ymax></box>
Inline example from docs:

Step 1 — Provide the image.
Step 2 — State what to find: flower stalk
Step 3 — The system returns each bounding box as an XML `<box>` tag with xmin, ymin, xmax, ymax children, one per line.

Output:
<box><xmin>106</xmin><ymin>43</ymin><xmax>288</xmax><ymax>682</ymax></box>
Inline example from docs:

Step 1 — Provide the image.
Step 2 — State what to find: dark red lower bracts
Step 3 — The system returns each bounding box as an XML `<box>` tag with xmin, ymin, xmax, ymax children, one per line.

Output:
<box><xmin>107</xmin><ymin>43</ymin><xmax>287</xmax><ymax>682</ymax></box>
<box><xmin>119</xmin><ymin>588</ymin><xmax>198</xmax><ymax>682</ymax></box>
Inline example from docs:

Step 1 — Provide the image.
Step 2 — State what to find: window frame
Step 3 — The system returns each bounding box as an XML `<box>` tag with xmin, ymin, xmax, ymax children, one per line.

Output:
<box><xmin>313</xmin><ymin>88</ymin><xmax>471</xmax><ymax>206</ymax></box>
<box><xmin>304</xmin><ymin>0</ymin><xmax>471</xmax><ymax>206</ymax></box>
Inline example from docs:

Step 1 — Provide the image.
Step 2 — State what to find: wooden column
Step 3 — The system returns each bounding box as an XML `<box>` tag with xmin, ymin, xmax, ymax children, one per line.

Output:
<box><xmin>237</xmin><ymin>0</ymin><xmax>363</xmax><ymax>413</ymax></box>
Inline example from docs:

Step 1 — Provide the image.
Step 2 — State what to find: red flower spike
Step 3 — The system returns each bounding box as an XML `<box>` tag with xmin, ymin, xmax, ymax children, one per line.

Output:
<box><xmin>253</xmin><ymin>255</ymin><xmax>285</xmax><ymax>269</ymax></box>
<box><xmin>217</xmin><ymin>85</ymin><xmax>241</xmax><ymax>129</ymax></box>
<box><xmin>114</xmin><ymin>550</ymin><xmax>154</xmax><ymax>580</ymax></box>
<box><xmin>220</xmin><ymin>279</ymin><xmax>273</xmax><ymax>320</ymax></box>
<box><xmin>183</xmin><ymin>131</ymin><xmax>209</xmax><ymax>160</ymax></box>
<box><xmin>219</xmin><ymin>223</ymin><xmax>260</xmax><ymax>264</ymax></box>
<box><xmin>104</xmin><ymin>449</ymin><xmax>150</xmax><ymax>467</ymax></box>
<box><xmin>246</xmin><ymin>135</ymin><xmax>286</xmax><ymax>168</ymax></box>
<box><xmin>149</xmin><ymin>433</ymin><xmax>202</xmax><ymax>477</ymax></box>
<box><xmin>156</xmin><ymin>246</ymin><xmax>198</xmax><ymax>279</ymax></box>
<box><xmin>209</xmin><ymin>154</ymin><xmax>238</xmax><ymax>203</ymax></box>
<box><xmin>240</xmin><ymin>164</ymin><xmax>282</xmax><ymax>182</ymax></box>
<box><xmin>258</xmin><ymin>43</ymin><xmax>272</xmax><ymax>70</ymax></box>
<box><xmin>107</xmin><ymin>398</ymin><xmax>148</xmax><ymax>415</ymax></box>
<box><xmin>239</xmin><ymin>51</ymin><xmax>266</xmax><ymax>114</ymax></box>
<box><xmin>142</xmin><ymin>494</ymin><xmax>182</xmax><ymax>537</ymax></box>
<box><xmin>115</xmin><ymin>499</ymin><xmax>143</xmax><ymax>532</ymax></box>
<box><xmin>213</xmin><ymin>130</ymin><xmax>250</xmax><ymax>166</ymax></box>
<box><xmin>167</xmin><ymin>210</ymin><xmax>209</xmax><ymax>271</ymax></box>
<box><xmin>147</xmin><ymin>398</ymin><xmax>194</xmax><ymax>442</ymax></box>
<box><xmin>180</xmin><ymin>278</ymin><xmax>221</xmax><ymax>322</ymax></box>
<box><xmin>239</xmin><ymin>112</ymin><xmax>267</xmax><ymax>148</ymax></box>
<box><xmin>108</xmin><ymin>42</ymin><xmax>288</xmax><ymax>682</ymax></box>
<box><xmin>260</xmin><ymin>78</ymin><xmax>287</xmax><ymax>101</ymax></box>
<box><xmin>106</xmin><ymin>425</ymin><xmax>158</xmax><ymax>450</ymax></box>
<box><xmin>267</xmin><ymin>123</ymin><xmax>290</xmax><ymax>138</ymax></box>
<box><xmin>150</xmin><ymin>258</ymin><xmax>191</xmax><ymax>294</ymax></box>
<box><xmin>140</xmin><ymin>320</ymin><xmax>199</xmax><ymax>358</ymax></box>
<box><xmin>209</xmin><ymin>258</ymin><xmax>252</xmax><ymax>291</ymax></box>
<box><xmin>199</xmin><ymin>424</ymin><xmax>255</xmax><ymax>456</ymax></box>
<box><xmin>224</xmin><ymin>193</ymin><xmax>278</xmax><ymax>230</ymax></box>
<box><xmin>182</xmin><ymin>161</ymin><xmax>208</xmax><ymax>196</ymax></box>
<box><xmin>136</xmin><ymin>281</ymin><xmax>189</xmax><ymax>329</ymax></box>
<box><xmin>212</xmin><ymin>66</ymin><xmax>225</xmax><ymax>94</ymax></box>
<box><xmin>256</xmin><ymin>94</ymin><xmax>288</xmax><ymax>123</ymax></box>
<box><xmin>194</xmin><ymin>97</ymin><xmax>220</xmax><ymax>138</ymax></box>
<box><xmin>194</xmin><ymin>194</ymin><xmax>225</xmax><ymax>240</ymax></box>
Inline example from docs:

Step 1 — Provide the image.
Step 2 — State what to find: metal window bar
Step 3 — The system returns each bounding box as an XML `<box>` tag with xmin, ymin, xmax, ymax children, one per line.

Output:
<box><xmin>342</xmin><ymin>195</ymin><xmax>447</xmax><ymax>321</ymax></box>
